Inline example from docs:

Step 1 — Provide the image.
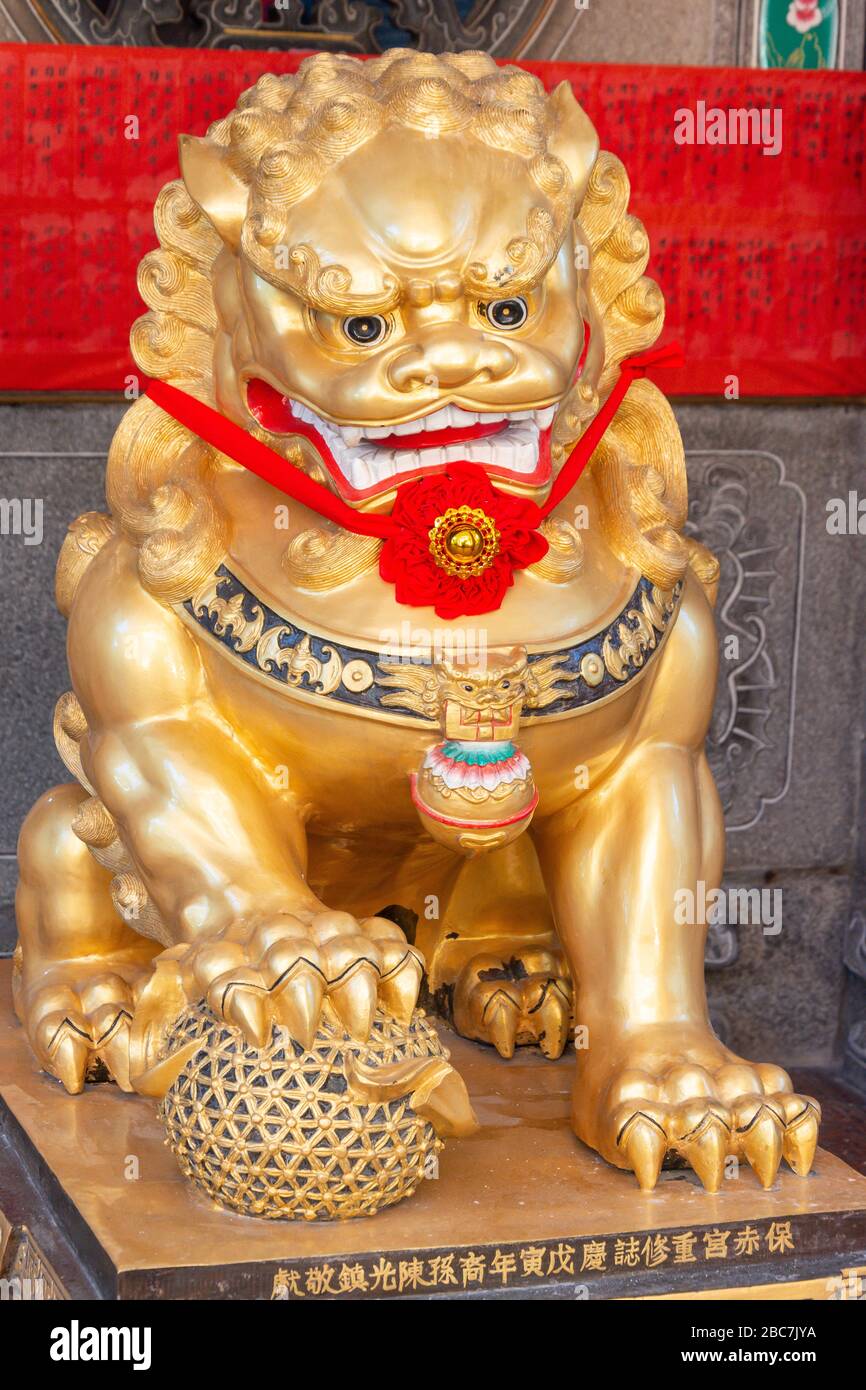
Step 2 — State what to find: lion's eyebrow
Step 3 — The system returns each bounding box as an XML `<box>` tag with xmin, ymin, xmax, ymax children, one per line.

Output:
<box><xmin>263</xmin><ymin>218</ymin><xmax>561</xmax><ymax>313</ymax></box>
<box><xmin>464</xmin><ymin>206</ymin><xmax>569</xmax><ymax>298</ymax></box>
<box><xmin>273</xmin><ymin>243</ymin><xmax>402</xmax><ymax>316</ymax></box>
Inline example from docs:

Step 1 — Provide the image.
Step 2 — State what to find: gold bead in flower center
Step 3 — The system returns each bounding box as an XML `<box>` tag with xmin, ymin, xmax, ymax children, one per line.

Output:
<box><xmin>428</xmin><ymin>505</ymin><xmax>500</xmax><ymax>578</ymax></box>
<box><xmin>444</xmin><ymin>522</ymin><xmax>485</xmax><ymax>564</ymax></box>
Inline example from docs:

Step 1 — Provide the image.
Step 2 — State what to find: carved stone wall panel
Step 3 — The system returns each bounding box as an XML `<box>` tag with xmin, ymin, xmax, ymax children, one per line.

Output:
<box><xmin>0</xmin><ymin>0</ymin><xmax>558</xmax><ymax>55</ymax></box>
<box><xmin>680</xmin><ymin>403</ymin><xmax>866</xmax><ymax>878</ymax></box>
<box><xmin>685</xmin><ymin>450</ymin><xmax>805</xmax><ymax>838</ymax></box>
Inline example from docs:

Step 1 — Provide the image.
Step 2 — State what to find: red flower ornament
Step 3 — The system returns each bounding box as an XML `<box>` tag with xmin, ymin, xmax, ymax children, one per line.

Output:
<box><xmin>379</xmin><ymin>463</ymin><xmax>548</xmax><ymax>619</ymax></box>
<box><xmin>147</xmin><ymin>344</ymin><xmax>683</xmax><ymax>620</ymax></box>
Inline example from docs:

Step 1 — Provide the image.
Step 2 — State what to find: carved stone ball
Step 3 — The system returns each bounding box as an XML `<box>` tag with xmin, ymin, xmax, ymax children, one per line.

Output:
<box><xmin>160</xmin><ymin>1003</ymin><xmax>447</xmax><ymax>1221</ymax></box>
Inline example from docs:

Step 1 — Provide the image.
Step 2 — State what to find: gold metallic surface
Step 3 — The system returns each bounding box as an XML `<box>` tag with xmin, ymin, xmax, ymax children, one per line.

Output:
<box><xmin>281</xmin><ymin>526</ymin><xmax>381</xmax><ymax>590</ymax></box>
<box><xmin>160</xmin><ymin>1002</ymin><xmax>474</xmax><ymax>1221</ymax></box>
<box><xmin>12</xmin><ymin>51</ymin><xmax>818</xmax><ymax>1205</ymax></box>
<box><xmin>0</xmin><ymin>972</ymin><xmax>859</xmax><ymax>1299</ymax></box>
<box><xmin>528</xmin><ymin>515</ymin><xmax>585</xmax><ymax>583</ymax></box>
<box><xmin>444</xmin><ymin>525</ymin><xmax>484</xmax><ymax>563</ymax></box>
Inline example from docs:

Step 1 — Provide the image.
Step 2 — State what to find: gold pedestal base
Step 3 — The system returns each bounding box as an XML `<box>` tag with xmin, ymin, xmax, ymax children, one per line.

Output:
<box><xmin>1</xmin><ymin>962</ymin><xmax>864</xmax><ymax>1300</ymax></box>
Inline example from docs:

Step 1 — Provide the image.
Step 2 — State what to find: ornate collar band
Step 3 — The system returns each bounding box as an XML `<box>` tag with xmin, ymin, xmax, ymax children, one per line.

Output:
<box><xmin>147</xmin><ymin>342</ymin><xmax>683</xmax><ymax>619</ymax></box>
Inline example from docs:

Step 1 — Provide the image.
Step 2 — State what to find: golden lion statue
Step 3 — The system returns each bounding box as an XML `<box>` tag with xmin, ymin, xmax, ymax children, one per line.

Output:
<box><xmin>13</xmin><ymin>50</ymin><xmax>819</xmax><ymax>1194</ymax></box>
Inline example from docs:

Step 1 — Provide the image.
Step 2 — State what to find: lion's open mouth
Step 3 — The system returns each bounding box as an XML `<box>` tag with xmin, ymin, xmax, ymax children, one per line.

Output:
<box><xmin>246</xmin><ymin>378</ymin><xmax>555</xmax><ymax>502</ymax></box>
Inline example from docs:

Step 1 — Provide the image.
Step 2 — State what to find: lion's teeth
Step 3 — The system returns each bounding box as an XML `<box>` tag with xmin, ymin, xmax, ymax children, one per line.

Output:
<box><xmin>470</xmin><ymin>437</ymin><xmax>511</xmax><ymax>465</ymax></box>
<box><xmin>291</xmin><ymin>399</ymin><xmax>555</xmax><ymax>439</ymax></box>
<box><xmin>287</xmin><ymin>397</ymin><xmax>554</xmax><ymax>491</ymax></box>
<box><xmin>345</xmin><ymin>454</ymin><xmax>370</xmax><ymax>489</ymax></box>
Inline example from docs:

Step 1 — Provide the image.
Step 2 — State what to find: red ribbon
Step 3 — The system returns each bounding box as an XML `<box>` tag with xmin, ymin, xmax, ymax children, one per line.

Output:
<box><xmin>146</xmin><ymin>379</ymin><xmax>393</xmax><ymax>541</ymax></box>
<box><xmin>538</xmin><ymin>340</ymin><xmax>684</xmax><ymax>517</ymax></box>
<box><xmin>145</xmin><ymin>341</ymin><xmax>683</xmax><ymax>540</ymax></box>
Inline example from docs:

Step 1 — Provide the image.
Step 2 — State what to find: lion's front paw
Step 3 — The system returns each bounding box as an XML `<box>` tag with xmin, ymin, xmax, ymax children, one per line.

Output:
<box><xmin>20</xmin><ymin>966</ymin><xmax>149</xmax><ymax>1094</ymax></box>
<box><xmin>452</xmin><ymin>948</ymin><xmax>573</xmax><ymax>1060</ymax></box>
<box><xmin>180</xmin><ymin>910</ymin><xmax>424</xmax><ymax>1049</ymax></box>
<box><xmin>575</xmin><ymin>1027</ymin><xmax>820</xmax><ymax>1193</ymax></box>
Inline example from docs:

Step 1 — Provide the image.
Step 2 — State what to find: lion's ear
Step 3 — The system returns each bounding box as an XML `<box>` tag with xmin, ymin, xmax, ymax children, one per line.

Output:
<box><xmin>548</xmin><ymin>82</ymin><xmax>598</xmax><ymax>206</ymax></box>
<box><xmin>178</xmin><ymin>134</ymin><xmax>248</xmax><ymax>249</ymax></box>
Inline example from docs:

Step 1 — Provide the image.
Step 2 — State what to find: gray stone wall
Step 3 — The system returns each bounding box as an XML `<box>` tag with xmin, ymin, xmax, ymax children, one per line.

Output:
<box><xmin>1</xmin><ymin>398</ymin><xmax>864</xmax><ymax>1079</ymax></box>
<box><xmin>0</xmin><ymin>404</ymin><xmax>122</xmax><ymax>950</ymax></box>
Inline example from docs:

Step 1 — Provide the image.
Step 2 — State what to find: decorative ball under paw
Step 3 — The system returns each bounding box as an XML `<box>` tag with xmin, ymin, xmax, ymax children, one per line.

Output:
<box><xmin>159</xmin><ymin>1003</ymin><xmax>458</xmax><ymax>1221</ymax></box>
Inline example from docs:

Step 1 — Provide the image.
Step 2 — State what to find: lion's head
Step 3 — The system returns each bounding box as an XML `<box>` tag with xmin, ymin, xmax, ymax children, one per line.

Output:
<box><xmin>111</xmin><ymin>51</ymin><xmax>691</xmax><ymax>605</ymax></box>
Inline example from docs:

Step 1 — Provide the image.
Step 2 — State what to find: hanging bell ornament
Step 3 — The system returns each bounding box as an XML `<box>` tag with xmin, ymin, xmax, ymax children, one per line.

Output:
<box><xmin>410</xmin><ymin>649</ymin><xmax>538</xmax><ymax>856</ymax></box>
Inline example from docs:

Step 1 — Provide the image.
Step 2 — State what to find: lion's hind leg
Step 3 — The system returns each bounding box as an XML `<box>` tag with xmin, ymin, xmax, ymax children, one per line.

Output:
<box><xmin>414</xmin><ymin>836</ymin><xmax>573</xmax><ymax>1060</ymax></box>
<box><xmin>14</xmin><ymin>783</ymin><xmax>158</xmax><ymax>1093</ymax></box>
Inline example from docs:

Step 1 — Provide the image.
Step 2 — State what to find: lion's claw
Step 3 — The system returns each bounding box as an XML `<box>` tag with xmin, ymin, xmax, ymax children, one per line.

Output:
<box><xmin>669</xmin><ymin>1104</ymin><xmax>731</xmax><ymax>1194</ymax></box>
<box><xmin>617</xmin><ymin>1109</ymin><xmax>667</xmax><ymax>1192</ymax></box>
<box><xmin>734</xmin><ymin>1096</ymin><xmax>785</xmax><ymax>1190</ymax></box>
<box><xmin>780</xmin><ymin>1097</ymin><xmax>821</xmax><ymax>1177</ymax></box>
<box><xmin>181</xmin><ymin>910</ymin><xmax>423</xmax><ymax>1048</ymax></box>
<box><xmin>263</xmin><ymin>942</ymin><xmax>326</xmax><ymax>1049</ymax></box>
<box><xmin>529</xmin><ymin>979</ymin><xmax>572</xmax><ymax>1059</ymax></box>
<box><xmin>453</xmin><ymin>949</ymin><xmax>573</xmax><ymax>1059</ymax></box>
<box><xmin>317</xmin><ymin>930</ymin><xmax>383</xmax><ymax>1039</ymax></box>
<box><xmin>593</xmin><ymin>1045</ymin><xmax>821</xmax><ymax>1193</ymax></box>
<box><xmin>27</xmin><ymin>972</ymin><xmax>139</xmax><ymax>1093</ymax></box>
<box><xmin>378</xmin><ymin>938</ymin><xmax>424</xmax><ymax>1026</ymax></box>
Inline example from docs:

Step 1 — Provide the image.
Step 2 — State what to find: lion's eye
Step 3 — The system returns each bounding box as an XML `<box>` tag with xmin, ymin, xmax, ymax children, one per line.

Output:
<box><xmin>342</xmin><ymin>314</ymin><xmax>388</xmax><ymax>346</ymax></box>
<box><xmin>480</xmin><ymin>297</ymin><xmax>528</xmax><ymax>331</ymax></box>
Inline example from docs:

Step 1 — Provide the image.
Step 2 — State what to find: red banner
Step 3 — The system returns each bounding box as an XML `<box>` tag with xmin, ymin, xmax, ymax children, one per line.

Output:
<box><xmin>0</xmin><ymin>44</ymin><xmax>863</xmax><ymax>397</ymax></box>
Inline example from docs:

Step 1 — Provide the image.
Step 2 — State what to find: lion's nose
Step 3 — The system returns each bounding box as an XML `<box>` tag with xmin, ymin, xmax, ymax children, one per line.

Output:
<box><xmin>387</xmin><ymin>324</ymin><xmax>517</xmax><ymax>392</ymax></box>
